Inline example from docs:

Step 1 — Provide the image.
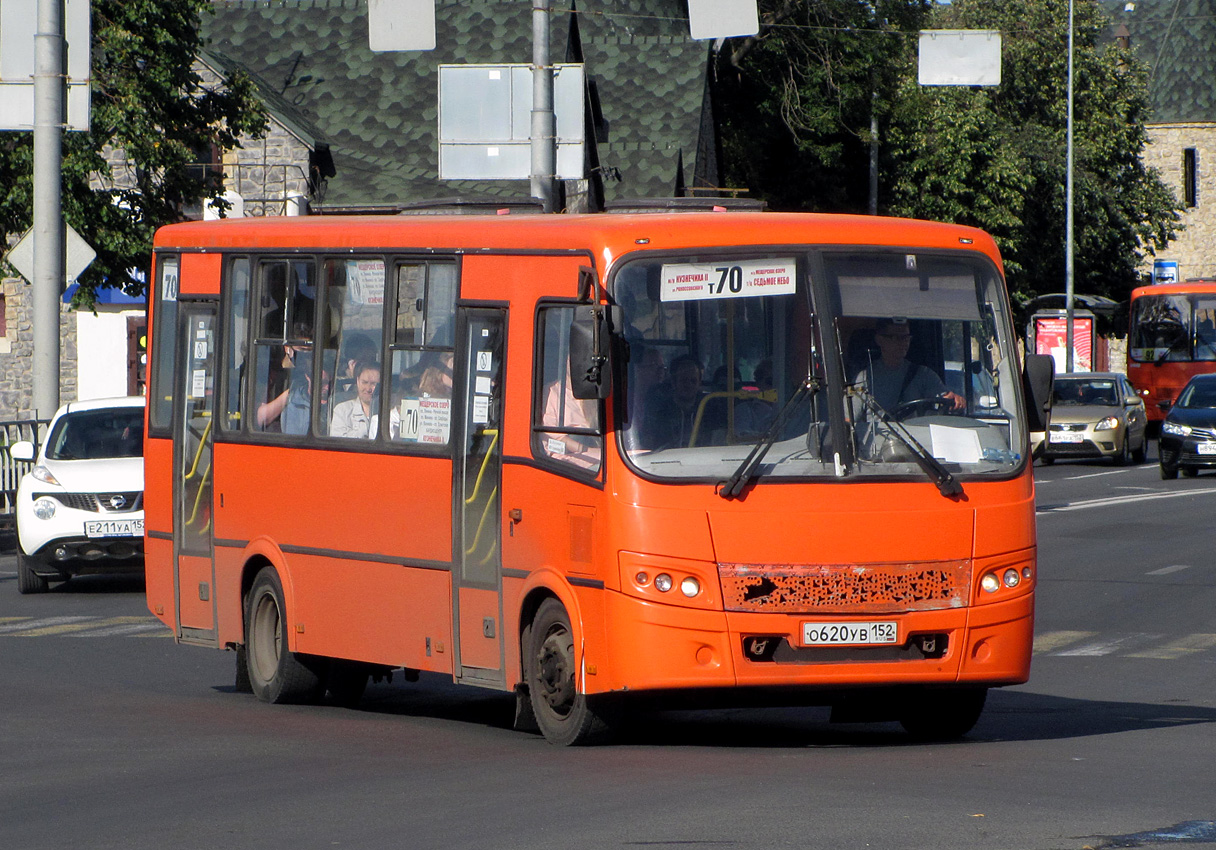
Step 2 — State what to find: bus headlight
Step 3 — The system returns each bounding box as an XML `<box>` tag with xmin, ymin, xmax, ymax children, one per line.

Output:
<box><xmin>680</xmin><ymin>577</ymin><xmax>701</xmax><ymax>598</ymax></box>
<box><xmin>33</xmin><ymin>498</ymin><xmax>57</xmax><ymax>520</ymax></box>
<box><xmin>981</xmin><ymin>572</ymin><xmax>1001</xmax><ymax>593</ymax></box>
<box><xmin>654</xmin><ymin>573</ymin><xmax>673</xmax><ymax>593</ymax></box>
<box><xmin>1003</xmin><ymin>568</ymin><xmax>1021</xmax><ymax>588</ymax></box>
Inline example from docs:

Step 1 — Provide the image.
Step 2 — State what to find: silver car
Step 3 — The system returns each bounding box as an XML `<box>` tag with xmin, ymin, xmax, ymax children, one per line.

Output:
<box><xmin>1033</xmin><ymin>373</ymin><xmax>1148</xmax><ymax>464</ymax></box>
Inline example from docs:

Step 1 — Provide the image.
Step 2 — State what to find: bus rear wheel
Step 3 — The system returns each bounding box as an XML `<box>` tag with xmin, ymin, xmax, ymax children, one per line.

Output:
<box><xmin>899</xmin><ymin>686</ymin><xmax>987</xmax><ymax>741</ymax></box>
<box><xmin>526</xmin><ymin>598</ymin><xmax>609</xmax><ymax>746</ymax></box>
<box><xmin>245</xmin><ymin>567</ymin><xmax>325</xmax><ymax>704</ymax></box>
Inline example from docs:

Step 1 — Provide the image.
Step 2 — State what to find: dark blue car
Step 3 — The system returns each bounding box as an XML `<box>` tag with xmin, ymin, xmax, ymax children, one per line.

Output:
<box><xmin>1159</xmin><ymin>373</ymin><xmax>1216</xmax><ymax>479</ymax></box>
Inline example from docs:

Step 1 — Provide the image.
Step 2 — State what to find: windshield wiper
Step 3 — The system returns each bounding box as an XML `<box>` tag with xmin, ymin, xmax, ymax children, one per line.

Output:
<box><xmin>718</xmin><ymin>376</ymin><xmax>817</xmax><ymax>500</ymax></box>
<box><xmin>848</xmin><ymin>385</ymin><xmax>964</xmax><ymax>499</ymax></box>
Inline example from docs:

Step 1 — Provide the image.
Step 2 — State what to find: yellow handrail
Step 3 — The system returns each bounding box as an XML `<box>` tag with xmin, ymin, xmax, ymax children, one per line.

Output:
<box><xmin>184</xmin><ymin>462</ymin><xmax>211</xmax><ymax>529</ymax></box>
<box><xmin>183</xmin><ymin>417</ymin><xmax>213</xmax><ymax>481</ymax></box>
<box><xmin>463</xmin><ymin>429</ymin><xmax>499</xmax><ymax>506</ymax></box>
<box><xmin>689</xmin><ymin>389</ymin><xmax>778</xmax><ymax>447</ymax></box>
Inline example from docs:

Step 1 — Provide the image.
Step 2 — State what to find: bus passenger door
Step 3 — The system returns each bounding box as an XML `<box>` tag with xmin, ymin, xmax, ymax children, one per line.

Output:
<box><xmin>453</xmin><ymin>308</ymin><xmax>506</xmax><ymax>687</ymax></box>
<box><xmin>172</xmin><ymin>302</ymin><xmax>218</xmax><ymax>646</ymax></box>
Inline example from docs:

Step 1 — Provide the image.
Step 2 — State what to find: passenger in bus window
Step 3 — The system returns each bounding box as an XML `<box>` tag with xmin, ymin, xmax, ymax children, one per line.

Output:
<box><xmin>852</xmin><ymin>319</ymin><xmax>963</xmax><ymax>414</ymax></box>
<box><xmin>329</xmin><ymin>360</ymin><xmax>381</xmax><ymax>439</ymax></box>
<box><xmin>640</xmin><ymin>354</ymin><xmax>707</xmax><ymax>449</ymax></box>
<box><xmin>540</xmin><ymin>371</ymin><xmax>601</xmax><ymax>470</ymax></box>
<box><xmin>333</xmin><ymin>333</ymin><xmax>379</xmax><ymax>406</ymax></box>
<box><xmin>255</xmin><ymin>344</ymin><xmax>299</xmax><ymax>431</ymax></box>
<box><xmin>281</xmin><ymin>350</ymin><xmax>333</xmax><ymax>436</ymax></box>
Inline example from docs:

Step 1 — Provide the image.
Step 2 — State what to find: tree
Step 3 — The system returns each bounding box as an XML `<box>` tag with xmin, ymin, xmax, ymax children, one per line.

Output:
<box><xmin>883</xmin><ymin>0</ymin><xmax>1181</xmax><ymax>308</ymax></box>
<box><xmin>0</xmin><ymin>0</ymin><xmax>266</xmax><ymax>305</ymax></box>
<box><xmin>715</xmin><ymin>0</ymin><xmax>932</xmax><ymax>213</ymax></box>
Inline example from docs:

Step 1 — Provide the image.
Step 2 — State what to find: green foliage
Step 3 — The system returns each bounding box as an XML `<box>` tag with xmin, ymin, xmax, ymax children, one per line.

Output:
<box><xmin>718</xmin><ymin>0</ymin><xmax>1182</xmax><ymax>306</ymax></box>
<box><xmin>0</xmin><ymin>0</ymin><xmax>266</xmax><ymax>306</ymax></box>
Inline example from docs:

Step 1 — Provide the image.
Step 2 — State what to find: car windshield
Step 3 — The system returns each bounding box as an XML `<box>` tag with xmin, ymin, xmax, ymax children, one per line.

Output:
<box><xmin>1052</xmin><ymin>378</ymin><xmax>1118</xmax><ymax>406</ymax></box>
<box><xmin>1175</xmin><ymin>381</ymin><xmax>1216</xmax><ymax>409</ymax></box>
<box><xmin>45</xmin><ymin>408</ymin><xmax>144</xmax><ymax>460</ymax></box>
<box><xmin>614</xmin><ymin>249</ymin><xmax>1026</xmax><ymax>483</ymax></box>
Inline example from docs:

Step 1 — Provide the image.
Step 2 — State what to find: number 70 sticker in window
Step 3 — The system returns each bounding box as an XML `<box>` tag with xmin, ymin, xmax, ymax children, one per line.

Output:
<box><xmin>659</xmin><ymin>258</ymin><xmax>797</xmax><ymax>303</ymax></box>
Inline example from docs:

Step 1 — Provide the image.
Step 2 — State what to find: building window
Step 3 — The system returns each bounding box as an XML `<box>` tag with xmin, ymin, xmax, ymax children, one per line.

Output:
<box><xmin>1184</xmin><ymin>148</ymin><xmax>1198</xmax><ymax>208</ymax></box>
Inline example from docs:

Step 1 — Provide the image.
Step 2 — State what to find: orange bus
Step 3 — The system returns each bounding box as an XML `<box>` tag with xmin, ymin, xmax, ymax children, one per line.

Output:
<box><xmin>1128</xmin><ymin>280</ymin><xmax>1216</xmax><ymax>422</ymax></box>
<box><xmin>145</xmin><ymin>211</ymin><xmax>1052</xmax><ymax>744</ymax></box>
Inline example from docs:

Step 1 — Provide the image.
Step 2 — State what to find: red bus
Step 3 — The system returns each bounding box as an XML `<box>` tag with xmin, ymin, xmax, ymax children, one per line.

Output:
<box><xmin>145</xmin><ymin>212</ymin><xmax>1051</xmax><ymax>744</ymax></box>
<box><xmin>1128</xmin><ymin>280</ymin><xmax>1216</xmax><ymax>422</ymax></box>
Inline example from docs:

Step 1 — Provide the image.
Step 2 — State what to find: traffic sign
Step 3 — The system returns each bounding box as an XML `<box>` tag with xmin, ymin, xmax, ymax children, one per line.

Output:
<box><xmin>3</xmin><ymin>224</ymin><xmax>97</xmax><ymax>287</ymax></box>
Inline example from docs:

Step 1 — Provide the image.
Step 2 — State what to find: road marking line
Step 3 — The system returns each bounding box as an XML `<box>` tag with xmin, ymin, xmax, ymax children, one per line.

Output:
<box><xmin>12</xmin><ymin>620</ymin><xmax>121</xmax><ymax>637</ymax></box>
<box><xmin>1033</xmin><ymin>630</ymin><xmax>1099</xmax><ymax>653</ymax></box>
<box><xmin>1038</xmin><ymin>486</ymin><xmax>1216</xmax><ymax>513</ymax></box>
<box><xmin>1146</xmin><ymin>564</ymin><xmax>1192</xmax><ymax>576</ymax></box>
<box><xmin>0</xmin><ymin>616</ymin><xmax>91</xmax><ymax>634</ymax></box>
<box><xmin>1127</xmin><ymin>634</ymin><xmax>1216</xmax><ymax>659</ymax></box>
<box><xmin>73</xmin><ymin>622</ymin><xmax>171</xmax><ymax>637</ymax></box>
<box><xmin>1053</xmin><ymin>633</ymin><xmax>1163</xmax><ymax>656</ymax></box>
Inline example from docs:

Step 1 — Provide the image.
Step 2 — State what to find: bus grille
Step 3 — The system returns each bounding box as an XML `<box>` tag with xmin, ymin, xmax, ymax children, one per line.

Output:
<box><xmin>717</xmin><ymin>560</ymin><xmax>971</xmax><ymax>614</ymax></box>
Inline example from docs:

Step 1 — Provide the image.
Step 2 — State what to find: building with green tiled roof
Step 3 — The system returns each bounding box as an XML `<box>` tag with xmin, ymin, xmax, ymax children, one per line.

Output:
<box><xmin>1103</xmin><ymin>0</ymin><xmax>1216</xmax><ymax>279</ymax></box>
<box><xmin>201</xmin><ymin>0</ymin><xmax>721</xmax><ymax>212</ymax></box>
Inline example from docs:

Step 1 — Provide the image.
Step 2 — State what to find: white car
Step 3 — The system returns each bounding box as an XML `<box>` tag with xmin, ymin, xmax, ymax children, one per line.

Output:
<box><xmin>10</xmin><ymin>397</ymin><xmax>145</xmax><ymax>594</ymax></box>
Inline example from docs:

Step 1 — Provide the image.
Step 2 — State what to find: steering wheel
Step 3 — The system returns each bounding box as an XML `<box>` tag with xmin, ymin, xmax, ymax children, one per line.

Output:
<box><xmin>890</xmin><ymin>396</ymin><xmax>955</xmax><ymax>420</ymax></box>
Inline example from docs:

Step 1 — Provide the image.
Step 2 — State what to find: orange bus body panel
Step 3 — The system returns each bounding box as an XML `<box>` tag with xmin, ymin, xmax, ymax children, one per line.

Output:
<box><xmin>145</xmin><ymin>212</ymin><xmax>1033</xmax><ymax>711</ymax></box>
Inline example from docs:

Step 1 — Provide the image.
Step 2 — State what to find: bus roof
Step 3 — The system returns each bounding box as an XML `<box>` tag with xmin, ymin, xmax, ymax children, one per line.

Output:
<box><xmin>1132</xmin><ymin>280</ymin><xmax>1216</xmax><ymax>298</ymax></box>
<box><xmin>153</xmin><ymin>212</ymin><xmax>1002</xmax><ymax>269</ymax></box>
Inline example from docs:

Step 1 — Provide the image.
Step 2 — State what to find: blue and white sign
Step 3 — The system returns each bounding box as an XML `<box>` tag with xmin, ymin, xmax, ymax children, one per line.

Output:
<box><xmin>1153</xmin><ymin>259</ymin><xmax>1179</xmax><ymax>285</ymax></box>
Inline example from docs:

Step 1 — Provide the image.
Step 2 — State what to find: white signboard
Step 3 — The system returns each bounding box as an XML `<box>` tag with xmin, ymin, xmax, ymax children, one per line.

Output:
<box><xmin>4</xmin><ymin>224</ymin><xmax>96</xmax><ymax>286</ymax></box>
<box><xmin>368</xmin><ymin>0</ymin><xmax>436</xmax><ymax>52</ymax></box>
<box><xmin>918</xmin><ymin>30</ymin><xmax>1002</xmax><ymax>87</ymax></box>
<box><xmin>399</xmin><ymin>396</ymin><xmax>451</xmax><ymax>444</ymax></box>
<box><xmin>0</xmin><ymin>0</ymin><xmax>92</xmax><ymax>130</ymax></box>
<box><xmin>660</xmin><ymin>258</ymin><xmax>797</xmax><ymax>303</ymax></box>
<box><xmin>346</xmin><ymin>259</ymin><xmax>385</xmax><ymax>305</ymax></box>
<box><xmin>688</xmin><ymin>0</ymin><xmax>759</xmax><ymax>40</ymax></box>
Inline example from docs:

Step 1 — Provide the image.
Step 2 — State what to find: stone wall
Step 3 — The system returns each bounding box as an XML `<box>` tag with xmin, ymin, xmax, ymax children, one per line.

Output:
<box><xmin>0</xmin><ymin>276</ymin><xmax>78</xmax><ymax>420</ymax></box>
<box><xmin>1143</xmin><ymin>123</ymin><xmax>1216</xmax><ymax>279</ymax></box>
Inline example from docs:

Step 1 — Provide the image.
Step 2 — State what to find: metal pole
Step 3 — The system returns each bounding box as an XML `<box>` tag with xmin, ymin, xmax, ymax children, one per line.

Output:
<box><xmin>1064</xmin><ymin>0</ymin><xmax>1076</xmax><ymax>373</ymax></box>
<box><xmin>530</xmin><ymin>0</ymin><xmax>556</xmax><ymax>212</ymax></box>
<box><xmin>33</xmin><ymin>0</ymin><xmax>66</xmax><ymax>417</ymax></box>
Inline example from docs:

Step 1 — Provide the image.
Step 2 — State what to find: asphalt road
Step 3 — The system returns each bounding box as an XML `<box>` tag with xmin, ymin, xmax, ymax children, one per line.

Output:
<box><xmin>1</xmin><ymin>452</ymin><xmax>1214</xmax><ymax>850</ymax></box>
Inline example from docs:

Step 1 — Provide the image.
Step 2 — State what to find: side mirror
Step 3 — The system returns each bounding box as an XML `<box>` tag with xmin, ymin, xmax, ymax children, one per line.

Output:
<box><xmin>1022</xmin><ymin>353</ymin><xmax>1054</xmax><ymax>432</ymax></box>
<box><xmin>1125</xmin><ymin>395</ymin><xmax>1142</xmax><ymax>407</ymax></box>
<box><xmin>9</xmin><ymin>440</ymin><xmax>35</xmax><ymax>462</ymax></box>
<box><xmin>568</xmin><ymin>266</ymin><xmax>619</xmax><ymax>401</ymax></box>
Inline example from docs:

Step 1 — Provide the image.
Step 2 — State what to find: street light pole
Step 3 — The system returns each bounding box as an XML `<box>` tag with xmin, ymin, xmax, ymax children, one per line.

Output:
<box><xmin>530</xmin><ymin>0</ymin><xmax>556</xmax><ymax>212</ymax></box>
<box><xmin>1064</xmin><ymin>0</ymin><xmax>1076</xmax><ymax>373</ymax></box>
<box><xmin>33</xmin><ymin>0</ymin><xmax>66</xmax><ymax>418</ymax></box>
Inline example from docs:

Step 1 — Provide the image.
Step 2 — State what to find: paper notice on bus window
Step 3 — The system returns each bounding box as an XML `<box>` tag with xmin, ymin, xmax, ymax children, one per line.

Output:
<box><xmin>929</xmin><ymin>424</ymin><xmax>982</xmax><ymax>464</ymax></box>
<box><xmin>473</xmin><ymin>396</ymin><xmax>490</xmax><ymax>424</ymax></box>
<box><xmin>346</xmin><ymin>259</ymin><xmax>386</xmax><ymax>305</ymax></box>
<box><xmin>190</xmin><ymin>369</ymin><xmax>206</xmax><ymax>399</ymax></box>
<box><xmin>401</xmin><ymin>396</ymin><xmax>451</xmax><ymax>444</ymax></box>
<box><xmin>660</xmin><ymin>258</ymin><xmax>797</xmax><ymax>302</ymax></box>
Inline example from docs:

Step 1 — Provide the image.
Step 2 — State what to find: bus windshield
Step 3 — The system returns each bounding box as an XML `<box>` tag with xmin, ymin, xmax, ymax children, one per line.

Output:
<box><xmin>1129</xmin><ymin>293</ymin><xmax>1216</xmax><ymax>363</ymax></box>
<box><xmin>615</xmin><ymin>249</ymin><xmax>1025</xmax><ymax>483</ymax></box>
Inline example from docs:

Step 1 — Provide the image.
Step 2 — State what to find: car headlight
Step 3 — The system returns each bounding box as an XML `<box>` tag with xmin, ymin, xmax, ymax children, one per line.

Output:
<box><xmin>31</xmin><ymin>465</ymin><xmax>60</xmax><ymax>485</ymax></box>
<box><xmin>32</xmin><ymin>498</ymin><xmax>57</xmax><ymax>520</ymax></box>
<box><xmin>1162</xmin><ymin>420</ymin><xmax>1191</xmax><ymax>437</ymax></box>
<box><xmin>1094</xmin><ymin>416</ymin><xmax>1120</xmax><ymax>431</ymax></box>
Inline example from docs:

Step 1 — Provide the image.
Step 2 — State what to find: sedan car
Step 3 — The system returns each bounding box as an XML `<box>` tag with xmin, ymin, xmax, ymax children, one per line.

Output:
<box><xmin>1033</xmin><ymin>373</ymin><xmax>1148</xmax><ymax>465</ymax></box>
<box><xmin>10</xmin><ymin>397</ymin><xmax>145</xmax><ymax>594</ymax></box>
<box><xmin>1159</xmin><ymin>373</ymin><xmax>1216</xmax><ymax>479</ymax></box>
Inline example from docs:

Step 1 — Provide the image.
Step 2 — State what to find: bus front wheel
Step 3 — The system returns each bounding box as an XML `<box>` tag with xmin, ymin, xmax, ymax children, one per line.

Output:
<box><xmin>526</xmin><ymin>598</ymin><xmax>609</xmax><ymax>746</ymax></box>
<box><xmin>245</xmin><ymin>567</ymin><xmax>326</xmax><ymax>705</ymax></box>
<box><xmin>899</xmin><ymin>686</ymin><xmax>987</xmax><ymax>741</ymax></box>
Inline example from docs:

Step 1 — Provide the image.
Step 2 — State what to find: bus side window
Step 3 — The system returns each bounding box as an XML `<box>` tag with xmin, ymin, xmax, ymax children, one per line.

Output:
<box><xmin>250</xmin><ymin>260</ymin><xmax>316</xmax><ymax>435</ymax></box>
<box><xmin>385</xmin><ymin>261</ymin><xmax>457</xmax><ymax>446</ymax></box>
<box><xmin>222</xmin><ymin>257</ymin><xmax>251</xmax><ymax>432</ymax></box>
<box><xmin>533</xmin><ymin>305</ymin><xmax>603</xmax><ymax>474</ymax></box>
<box><xmin>321</xmin><ymin>258</ymin><xmax>386</xmax><ymax>439</ymax></box>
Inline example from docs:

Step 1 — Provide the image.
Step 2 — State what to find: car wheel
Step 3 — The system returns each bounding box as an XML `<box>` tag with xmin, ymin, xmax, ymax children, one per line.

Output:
<box><xmin>16</xmin><ymin>551</ymin><xmax>49</xmax><ymax>595</ymax></box>
<box><xmin>1132</xmin><ymin>435</ymin><xmax>1147</xmax><ymax>465</ymax></box>
<box><xmin>1160</xmin><ymin>461</ymin><xmax>1179</xmax><ymax>480</ymax></box>
<box><xmin>245</xmin><ymin>567</ymin><xmax>326</xmax><ymax>705</ymax></box>
<box><xmin>1116</xmin><ymin>437</ymin><xmax>1131</xmax><ymax>466</ymax></box>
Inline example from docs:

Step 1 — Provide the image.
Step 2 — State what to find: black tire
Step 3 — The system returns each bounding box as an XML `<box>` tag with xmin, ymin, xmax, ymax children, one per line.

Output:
<box><xmin>1131</xmin><ymin>435</ymin><xmax>1147</xmax><ymax>465</ymax></box>
<box><xmin>1161</xmin><ymin>462</ymin><xmax>1178</xmax><ymax>480</ymax></box>
<box><xmin>526</xmin><ymin>598</ymin><xmax>609</xmax><ymax>745</ymax></box>
<box><xmin>1115</xmin><ymin>436</ymin><xmax>1131</xmax><ymax>466</ymax></box>
<box><xmin>326</xmin><ymin>660</ymin><xmax>370</xmax><ymax>708</ymax></box>
<box><xmin>16</xmin><ymin>551</ymin><xmax>49</xmax><ymax>595</ymax></box>
<box><xmin>1040</xmin><ymin>456</ymin><xmax>1055</xmax><ymax>466</ymax></box>
<box><xmin>899</xmin><ymin>687</ymin><xmax>987</xmax><ymax>741</ymax></box>
<box><xmin>245</xmin><ymin>567</ymin><xmax>326</xmax><ymax>704</ymax></box>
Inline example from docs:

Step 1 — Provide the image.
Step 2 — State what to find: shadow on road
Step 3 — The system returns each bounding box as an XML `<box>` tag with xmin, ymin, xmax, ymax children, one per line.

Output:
<box><xmin>210</xmin><ymin>673</ymin><xmax>1216</xmax><ymax>748</ymax></box>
